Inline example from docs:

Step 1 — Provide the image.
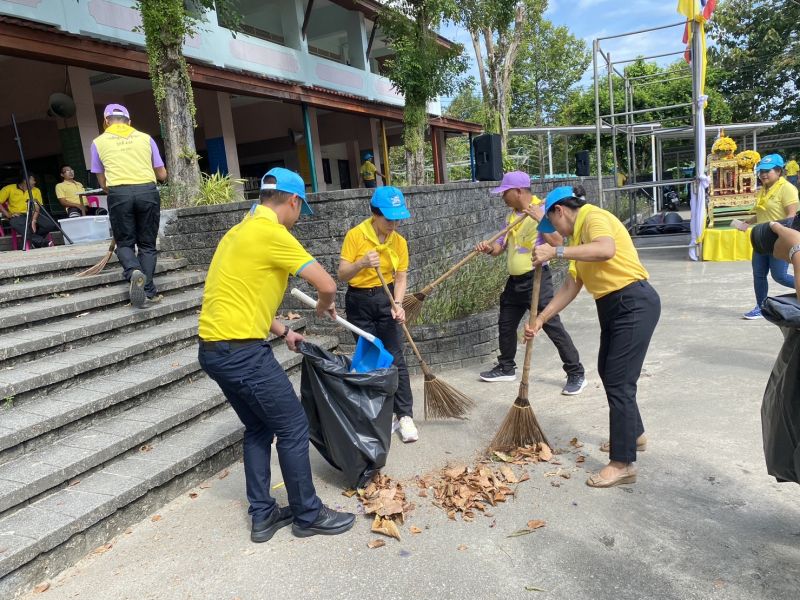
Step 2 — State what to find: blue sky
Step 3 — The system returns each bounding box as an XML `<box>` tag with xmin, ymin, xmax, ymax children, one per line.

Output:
<box><xmin>439</xmin><ymin>0</ymin><xmax>691</xmax><ymax>107</ymax></box>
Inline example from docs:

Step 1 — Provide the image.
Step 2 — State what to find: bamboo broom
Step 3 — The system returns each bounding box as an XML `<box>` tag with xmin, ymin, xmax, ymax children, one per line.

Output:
<box><xmin>375</xmin><ymin>270</ymin><xmax>475</xmax><ymax>420</ymax></box>
<box><xmin>490</xmin><ymin>267</ymin><xmax>550</xmax><ymax>450</ymax></box>
<box><xmin>402</xmin><ymin>213</ymin><xmax>529</xmax><ymax>323</ymax></box>
<box><xmin>76</xmin><ymin>239</ymin><xmax>116</xmax><ymax>277</ymax></box>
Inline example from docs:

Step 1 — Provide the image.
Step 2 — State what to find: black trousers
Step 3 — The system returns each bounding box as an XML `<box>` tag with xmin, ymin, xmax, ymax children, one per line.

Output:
<box><xmin>198</xmin><ymin>341</ymin><xmax>322</xmax><ymax>526</ymax></box>
<box><xmin>497</xmin><ymin>268</ymin><xmax>584</xmax><ymax>377</ymax></box>
<box><xmin>596</xmin><ymin>280</ymin><xmax>661</xmax><ymax>463</ymax></box>
<box><xmin>345</xmin><ymin>285</ymin><xmax>413</xmax><ymax>418</ymax></box>
<box><xmin>9</xmin><ymin>213</ymin><xmax>58</xmax><ymax>248</ymax></box>
<box><xmin>107</xmin><ymin>183</ymin><xmax>160</xmax><ymax>297</ymax></box>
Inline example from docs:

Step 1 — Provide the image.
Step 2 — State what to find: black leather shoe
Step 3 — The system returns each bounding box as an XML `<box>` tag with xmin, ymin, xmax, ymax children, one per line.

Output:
<box><xmin>292</xmin><ymin>506</ymin><xmax>355</xmax><ymax>538</ymax></box>
<box><xmin>251</xmin><ymin>506</ymin><xmax>293</xmax><ymax>543</ymax></box>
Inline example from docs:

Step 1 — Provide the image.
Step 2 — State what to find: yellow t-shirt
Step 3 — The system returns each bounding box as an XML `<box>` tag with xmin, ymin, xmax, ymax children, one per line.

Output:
<box><xmin>198</xmin><ymin>205</ymin><xmax>315</xmax><ymax>341</ymax></box>
<box><xmin>754</xmin><ymin>177</ymin><xmax>799</xmax><ymax>223</ymax></box>
<box><xmin>785</xmin><ymin>160</ymin><xmax>799</xmax><ymax>177</ymax></box>
<box><xmin>92</xmin><ymin>124</ymin><xmax>157</xmax><ymax>187</ymax></box>
<box><xmin>55</xmin><ymin>181</ymin><xmax>86</xmax><ymax>206</ymax></box>
<box><xmin>0</xmin><ymin>184</ymin><xmax>43</xmax><ymax>215</ymax></box>
<box><xmin>503</xmin><ymin>198</ymin><xmax>543</xmax><ymax>276</ymax></box>
<box><xmin>340</xmin><ymin>218</ymin><xmax>409</xmax><ymax>288</ymax></box>
<box><xmin>568</xmin><ymin>204</ymin><xmax>649</xmax><ymax>300</ymax></box>
<box><xmin>360</xmin><ymin>160</ymin><xmax>378</xmax><ymax>181</ymax></box>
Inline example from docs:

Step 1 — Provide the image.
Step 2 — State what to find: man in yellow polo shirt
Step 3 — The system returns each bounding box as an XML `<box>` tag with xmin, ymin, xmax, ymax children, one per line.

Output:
<box><xmin>91</xmin><ymin>104</ymin><xmax>167</xmax><ymax>308</ymax></box>
<box><xmin>55</xmin><ymin>165</ymin><xmax>89</xmax><ymax>217</ymax></box>
<box><xmin>474</xmin><ymin>171</ymin><xmax>586</xmax><ymax>395</ymax></box>
<box><xmin>786</xmin><ymin>154</ymin><xmax>799</xmax><ymax>188</ymax></box>
<box><xmin>338</xmin><ymin>186</ymin><xmax>417</xmax><ymax>442</ymax></box>
<box><xmin>360</xmin><ymin>152</ymin><xmax>384</xmax><ymax>188</ymax></box>
<box><xmin>198</xmin><ymin>167</ymin><xmax>355</xmax><ymax>542</ymax></box>
<box><xmin>0</xmin><ymin>173</ymin><xmax>58</xmax><ymax>248</ymax></box>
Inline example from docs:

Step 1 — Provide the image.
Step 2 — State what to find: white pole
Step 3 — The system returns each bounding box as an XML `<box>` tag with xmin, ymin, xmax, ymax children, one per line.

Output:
<box><xmin>651</xmin><ymin>131</ymin><xmax>657</xmax><ymax>213</ymax></box>
<box><xmin>547</xmin><ymin>130</ymin><xmax>554</xmax><ymax>177</ymax></box>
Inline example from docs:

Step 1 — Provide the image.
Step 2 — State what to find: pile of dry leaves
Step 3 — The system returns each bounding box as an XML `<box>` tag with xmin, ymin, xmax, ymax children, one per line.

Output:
<box><xmin>415</xmin><ymin>442</ymin><xmax>554</xmax><ymax>522</ymax></box>
<box><xmin>348</xmin><ymin>474</ymin><xmax>415</xmax><ymax>543</ymax></box>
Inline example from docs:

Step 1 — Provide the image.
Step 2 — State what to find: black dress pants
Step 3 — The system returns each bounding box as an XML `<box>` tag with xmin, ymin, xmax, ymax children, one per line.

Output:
<box><xmin>107</xmin><ymin>183</ymin><xmax>160</xmax><ymax>297</ymax></box>
<box><xmin>595</xmin><ymin>280</ymin><xmax>661</xmax><ymax>463</ymax></box>
<box><xmin>345</xmin><ymin>285</ymin><xmax>413</xmax><ymax>418</ymax></box>
<box><xmin>497</xmin><ymin>268</ymin><xmax>584</xmax><ymax>377</ymax></box>
<box><xmin>9</xmin><ymin>213</ymin><xmax>58</xmax><ymax>248</ymax></box>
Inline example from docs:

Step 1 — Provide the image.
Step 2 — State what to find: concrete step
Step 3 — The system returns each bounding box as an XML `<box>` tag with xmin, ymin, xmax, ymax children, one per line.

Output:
<box><xmin>0</xmin><ymin>243</ymin><xmax>118</xmax><ymax>284</ymax></box>
<box><xmin>0</xmin><ymin>320</ymin><xmax>307</xmax><ymax>459</ymax></box>
<box><xmin>0</xmin><ymin>270</ymin><xmax>205</xmax><ymax>331</ymax></box>
<box><xmin>0</xmin><ymin>257</ymin><xmax>188</xmax><ymax>305</ymax></box>
<box><xmin>0</xmin><ymin>314</ymin><xmax>200</xmax><ymax>401</ymax></box>
<box><xmin>0</xmin><ymin>288</ymin><xmax>204</xmax><ymax>366</ymax></box>
<box><xmin>0</xmin><ymin>335</ymin><xmax>339</xmax><ymax>596</ymax></box>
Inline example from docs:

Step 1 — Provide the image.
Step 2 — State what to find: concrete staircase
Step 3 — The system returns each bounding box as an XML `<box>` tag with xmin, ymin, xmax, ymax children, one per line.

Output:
<box><xmin>0</xmin><ymin>245</ymin><xmax>337</xmax><ymax>598</ymax></box>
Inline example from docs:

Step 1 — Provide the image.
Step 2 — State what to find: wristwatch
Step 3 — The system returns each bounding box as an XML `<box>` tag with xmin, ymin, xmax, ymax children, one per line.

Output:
<box><xmin>279</xmin><ymin>325</ymin><xmax>290</xmax><ymax>339</ymax></box>
<box><xmin>789</xmin><ymin>244</ymin><xmax>800</xmax><ymax>263</ymax></box>
<box><xmin>555</xmin><ymin>246</ymin><xmax>566</xmax><ymax>259</ymax></box>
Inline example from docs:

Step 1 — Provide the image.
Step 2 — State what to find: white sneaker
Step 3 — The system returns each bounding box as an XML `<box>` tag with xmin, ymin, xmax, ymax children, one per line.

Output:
<box><xmin>398</xmin><ymin>416</ymin><xmax>418</xmax><ymax>443</ymax></box>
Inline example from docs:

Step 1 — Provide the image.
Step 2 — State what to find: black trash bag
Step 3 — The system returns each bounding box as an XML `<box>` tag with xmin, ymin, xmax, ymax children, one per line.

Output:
<box><xmin>298</xmin><ymin>341</ymin><xmax>397</xmax><ymax>488</ymax></box>
<box><xmin>761</xmin><ymin>295</ymin><xmax>800</xmax><ymax>484</ymax></box>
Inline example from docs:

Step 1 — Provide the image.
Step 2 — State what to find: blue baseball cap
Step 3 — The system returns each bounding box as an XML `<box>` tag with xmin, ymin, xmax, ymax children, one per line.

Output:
<box><xmin>370</xmin><ymin>186</ymin><xmax>411</xmax><ymax>220</ymax></box>
<box><xmin>363</xmin><ymin>152</ymin><xmax>374</xmax><ymax>160</ymax></box>
<box><xmin>756</xmin><ymin>154</ymin><xmax>785</xmax><ymax>172</ymax></box>
<box><xmin>537</xmin><ymin>186</ymin><xmax>577</xmax><ymax>234</ymax></box>
<box><xmin>261</xmin><ymin>167</ymin><xmax>312</xmax><ymax>215</ymax></box>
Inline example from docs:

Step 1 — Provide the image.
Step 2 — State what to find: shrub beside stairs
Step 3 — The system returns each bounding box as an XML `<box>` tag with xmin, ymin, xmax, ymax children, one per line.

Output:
<box><xmin>0</xmin><ymin>247</ymin><xmax>337</xmax><ymax>598</ymax></box>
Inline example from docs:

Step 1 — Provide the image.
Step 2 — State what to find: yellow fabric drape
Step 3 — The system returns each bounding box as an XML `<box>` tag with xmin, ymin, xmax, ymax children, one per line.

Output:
<box><xmin>357</xmin><ymin>218</ymin><xmax>399</xmax><ymax>272</ymax></box>
<box><xmin>700</xmin><ymin>227</ymin><xmax>753</xmax><ymax>262</ymax></box>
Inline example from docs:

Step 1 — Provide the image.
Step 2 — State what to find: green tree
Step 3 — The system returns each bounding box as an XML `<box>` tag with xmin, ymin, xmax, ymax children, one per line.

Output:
<box><xmin>708</xmin><ymin>0</ymin><xmax>800</xmax><ymax>131</ymax></box>
<box><xmin>510</xmin><ymin>18</ymin><xmax>590</xmax><ymax>177</ymax></box>
<box><xmin>444</xmin><ymin>79</ymin><xmax>486</xmax><ymax>124</ymax></box>
<box><xmin>135</xmin><ymin>0</ymin><xmax>239</xmax><ymax>207</ymax></box>
<box><xmin>456</xmin><ymin>0</ymin><xmax>547</xmax><ymax>152</ymax></box>
<box><xmin>380</xmin><ymin>0</ymin><xmax>468</xmax><ymax>184</ymax></box>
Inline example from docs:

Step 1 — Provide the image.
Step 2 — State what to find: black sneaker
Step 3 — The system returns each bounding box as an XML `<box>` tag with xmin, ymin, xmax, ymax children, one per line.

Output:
<box><xmin>562</xmin><ymin>375</ymin><xmax>587</xmax><ymax>395</ymax></box>
<box><xmin>251</xmin><ymin>505</ymin><xmax>293</xmax><ymax>543</ymax></box>
<box><xmin>129</xmin><ymin>269</ymin><xmax>146</xmax><ymax>309</ymax></box>
<box><xmin>292</xmin><ymin>505</ymin><xmax>355</xmax><ymax>538</ymax></box>
<box><xmin>479</xmin><ymin>364</ymin><xmax>516</xmax><ymax>382</ymax></box>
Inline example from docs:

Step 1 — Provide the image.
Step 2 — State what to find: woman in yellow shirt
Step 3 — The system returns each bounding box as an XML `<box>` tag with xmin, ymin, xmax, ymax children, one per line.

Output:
<box><xmin>338</xmin><ymin>186</ymin><xmax>417</xmax><ymax>443</ymax></box>
<box><xmin>737</xmin><ymin>154</ymin><xmax>798</xmax><ymax>319</ymax></box>
<box><xmin>525</xmin><ymin>186</ymin><xmax>661</xmax><ymax>488</ymax></box>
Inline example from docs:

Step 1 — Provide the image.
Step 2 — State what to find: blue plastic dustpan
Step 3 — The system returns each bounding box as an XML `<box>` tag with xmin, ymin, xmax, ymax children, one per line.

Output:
<box><xmin>290</xmin><ymin>288</ymin><xmax>395</xmax><ymax>373</ymax></box>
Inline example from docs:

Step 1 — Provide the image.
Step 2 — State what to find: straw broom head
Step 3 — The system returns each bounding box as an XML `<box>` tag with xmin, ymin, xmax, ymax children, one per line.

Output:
<box><xmin>401</xmin><ymin>291</ymin><xmax>426</xmax><ymax>324</ymax></box>
<box><xmin>421</xmin><ymin>361</ymin><xmax>475</xmax><ymax>420</ymax></box>
<box><xmin>75</xmin><ymin>240</ymin><xmax>116</xmax><ymax>277</ymax></box>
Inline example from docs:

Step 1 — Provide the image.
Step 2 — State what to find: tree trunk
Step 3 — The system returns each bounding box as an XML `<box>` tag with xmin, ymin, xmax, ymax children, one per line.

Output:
<box><xmin>156</xmin><ymin>42</ymin><xmax>201</xmax><ymax>207</ymax></box>
<box><xmin>404</xmin><ymin>100</ymin><xmax>427</xmax><ymax>185</ymax></box>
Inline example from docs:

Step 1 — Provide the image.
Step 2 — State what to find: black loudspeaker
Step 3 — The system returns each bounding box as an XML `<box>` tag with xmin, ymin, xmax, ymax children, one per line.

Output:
<box><xmin>575</xmin><ymin>150</ymin><xmax>590</xmax><ymax>177</ymax></box>
<box><xmin>473</xmin><ymin>133</ymin><xmax>503</xmax><ymax>181</ymax></box>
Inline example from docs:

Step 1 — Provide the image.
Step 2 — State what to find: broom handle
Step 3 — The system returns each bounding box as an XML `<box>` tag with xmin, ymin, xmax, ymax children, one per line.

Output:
<box><xmin>290</xmin><ymin>288</ymin><xmax>378</xmax><ymax>343</ymax></box>
<box><xmin>519</xmin><ymin>268</ymin><xmax>543</xmax><ymax>384</ymax></box>
<box><xmin>420</xmin><ymin>213</ymin><xmax>529</xmax><ymax>294</ymax></box>
<box><xmin>375</xmin><ymin>270</ymin><xmax>426</xmax><ymax>363</ymax></box>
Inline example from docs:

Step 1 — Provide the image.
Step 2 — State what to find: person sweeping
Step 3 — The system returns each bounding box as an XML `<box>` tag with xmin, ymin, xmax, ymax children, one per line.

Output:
<box><xmin>476</xmin><ymin>171</ymin><xmax>586</xmax><ymax>396</ymax></box>
<box><xmin>338</xmin><ymin>186</ymin><xmax>418</xmax><ymax>442</ymax></box>
<box><xmin>524</xmin><ymin>186</ymin><xmax>660</xmax><ymax>488</ymax></box>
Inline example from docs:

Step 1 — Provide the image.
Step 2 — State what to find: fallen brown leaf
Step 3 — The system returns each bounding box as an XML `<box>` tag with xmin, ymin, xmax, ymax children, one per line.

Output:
<box><xmin>560</xmin><ymin>472</ymin><xmax>571</xmax><ymax>479</ymax></box>
<box><xmin>139</xmin><ymin>444</ymin><xmax>153</xmax><ymax>453</ymax></box>
<box><xmin>538</xmin><ymin>443</ymin><xmax>553</xmax><ymax>461</ymax></box>
<box><xmin>68</xmin><ymin>479</ymin><xmax>81</xmax><ymax>487</ymax></box>
<box><xmin>286</xmin><ymin>311</ymin><xmax>301</xmax><ymax>320</ymax></box>
<box><xmin>92</xmin><ymin>543</ymin><xmax>113</xmax><ymax>555</ymax></box>
<box><xmin>499</xmin><ymin>465</ymin><xmax>519</xmax><ymax>484</ymax></box>
<box><xmin>218</xmin><ymin>469</ymin><xmax>230</xmax><ymax>479</ymax></box>
<box><xmin>576</xmin><ymin>455</ymin><xmax>586</xmax><ymax>464</ymax></box>
<box><xmin>151</xmin><ymin>515</ymin><xmax>162</xmax><ymax>522</ymax></box>
<box><xmin>371</xmin><ymin>515</ymin><xmax>401</xmax><ymax>540</ymax></box>
<box><xmin>33</xmin><ymin>582</ymin><xmax>50</xmax><ymax>593</ymax></box>
<box><xmin>409</xmin><ymin>526</ymin><xmax>422</xmax><ymax>534</ymax></box>
<box><xmin>124</xmin><ymin>528</ymin><xmax>133</xmax><ymax>535</ymax></box>
<box><xmin>457</xmin><ymin>544</ymin><xmax>468</xmax><ymax>551</ymax></box>
<box><xmin>342</xmin><ymin>488</ymin><xmax>357</xmax><ymax>498</ymax></box>
<box><xmin>367</xmin><ymin>539</ymin><xmax>386</xmax><ymax>549</ymax></box>
<box><xmin>199</xmin><ymin>483</ymin><xmax>211</xmax><ymax>489</ymax></box>
<box><xmin>492</xmin><ymin>450</ymin><xmax>513</xmax><ymax>462</ymax></box>
<box><xmin>189</xmin><ymin>492</ymin><xmax>199</xmax><ymax>499</ymax></box>
<box><xmin>526</xmin><ymin>519</ymin><xmax>546</xmax><ymax>529</ymax></box>
<box><xmin>417</xmin><ymin>489</ymin><xmax>428</xmax><ymax>497</ymax></box>
<box><xmin>569</xmin><ymin>437</ymin><xmax>584</xmax><ymax>448</ymax></box>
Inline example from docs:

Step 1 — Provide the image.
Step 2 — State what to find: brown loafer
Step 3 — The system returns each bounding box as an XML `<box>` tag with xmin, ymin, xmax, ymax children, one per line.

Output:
<box><xmin>599</xmin><ymin>435</ymin><xmax>647</xmax><ymax>453</ymax></box>
<box><xmin>586</xmin><ymin>466</ymin><xmax>637</xmax><ymax>488</ymax></box>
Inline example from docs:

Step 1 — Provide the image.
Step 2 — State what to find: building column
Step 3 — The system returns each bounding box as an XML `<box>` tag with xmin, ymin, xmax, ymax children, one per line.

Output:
<box><xmin>202</xmin><ymin>92</ymin><xmax>240</xmax><ymax>178</ymax></box>
<box><xmin>346</xmin><ymin>139</ymin><xmax>360</xmax><ymax>189</ymax></box>
<box><xmin>303</xmin><ymin>105</ymin><xmax>326</xmax><ymax>192</ymax></box>
<box><xmin>281</xmin><ymin>0</ymin><xmax>309</xmax><ymax>52</ymax></box>
<box><xmin>432</xmin><ymin>128</ymin><xmax>448</xmax><ymax>184</ymax></box>
<box><xmin>67</xmin><ymin>66</ymin><xmax>99</xmax><ymax>171</ymax></box>
<box><xmin>368</xmin><ymin>118</ymin><xmax>383</xmax><ymax>181</ymax></box>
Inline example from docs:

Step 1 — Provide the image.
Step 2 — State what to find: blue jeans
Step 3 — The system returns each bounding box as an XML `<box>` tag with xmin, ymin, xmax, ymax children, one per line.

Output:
<box><xmin>752</xmin><ymin>251</ymin><xmax>796</xmax><ymax>308</ymax></box>
<box><xmin>198</xmin><ymin>341</ymin><xmax>322</xmax><ymax>526</ymax></box>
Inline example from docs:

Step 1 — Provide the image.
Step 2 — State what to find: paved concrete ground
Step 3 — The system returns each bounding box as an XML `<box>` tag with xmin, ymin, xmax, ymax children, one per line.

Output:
<box><xmin>23</xmin><ymin>250</ymin><xmax>800</xmax><ymax>600</ymax></box>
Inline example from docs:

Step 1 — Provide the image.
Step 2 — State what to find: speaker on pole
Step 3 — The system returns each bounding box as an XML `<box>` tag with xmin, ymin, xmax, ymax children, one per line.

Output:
<box><xmin>575</xmin><ymin>150</ymin><xmax>590</xmax><ymax>177</ymax></box>
<box><xmin>473</xmin><ymin>133</ymin><xmax>502</xmax><ymax>181</ymax></box>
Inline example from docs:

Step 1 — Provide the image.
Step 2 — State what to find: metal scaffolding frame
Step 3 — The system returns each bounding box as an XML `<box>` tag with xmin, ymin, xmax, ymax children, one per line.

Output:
<box><xmin>592</xmin><ymin>20</ymin><xmax>701</xmax><ymax>233</ymax></box>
